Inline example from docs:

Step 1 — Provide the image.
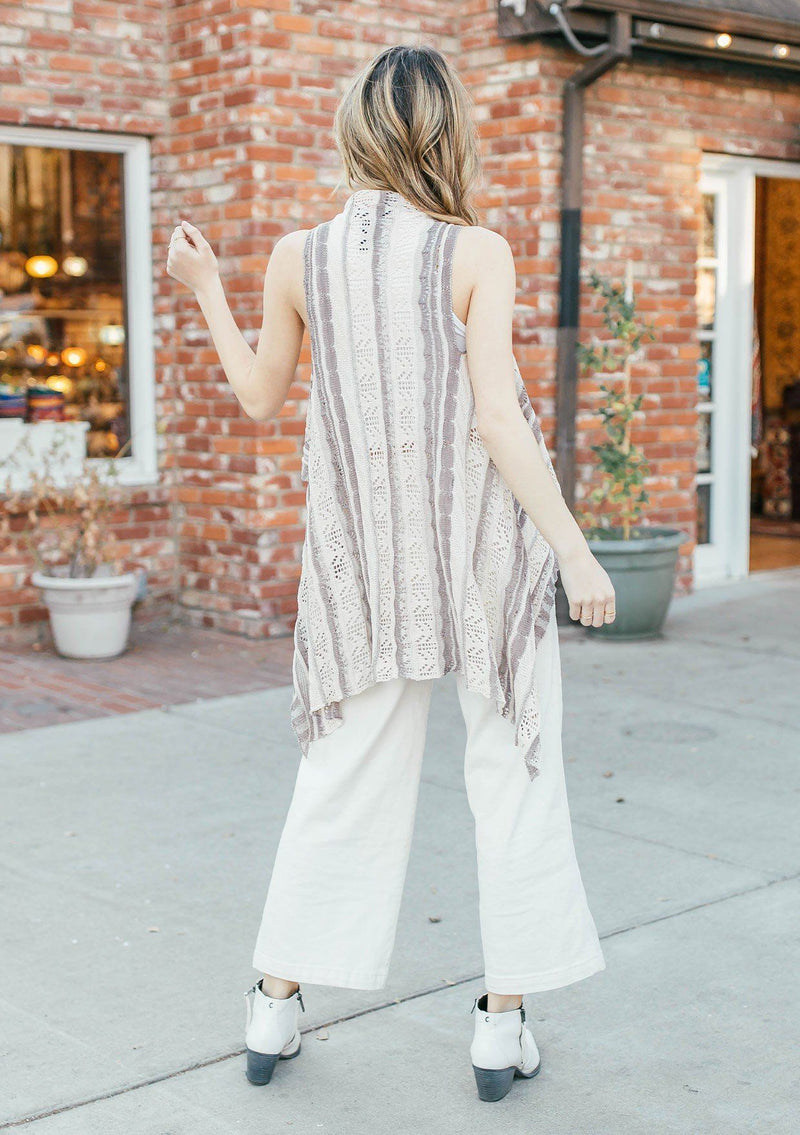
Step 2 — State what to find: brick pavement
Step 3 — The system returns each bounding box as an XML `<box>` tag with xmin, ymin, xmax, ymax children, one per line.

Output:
<box><xmin>0</xmin><ymin>617</ymin><xmax>293</xmax><ymax>733</ymax></box>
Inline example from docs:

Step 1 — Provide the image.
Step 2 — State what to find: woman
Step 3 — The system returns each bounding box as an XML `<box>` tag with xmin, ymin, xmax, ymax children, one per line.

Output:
<box><xmin>167</xmin><ymin>44</ymin><xmax>614</xmax><ymax>1104</ymax></box>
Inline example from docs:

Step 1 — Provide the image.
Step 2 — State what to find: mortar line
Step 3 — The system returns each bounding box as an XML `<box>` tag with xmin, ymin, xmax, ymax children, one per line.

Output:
<box><xmin>3</xmin><ymin>871</ymin><xmax>798</xmax><ymax>1130</ymax></box>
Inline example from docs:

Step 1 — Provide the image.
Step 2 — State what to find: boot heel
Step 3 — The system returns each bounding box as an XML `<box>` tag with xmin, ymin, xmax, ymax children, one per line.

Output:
<box><xmin>472</xmin><ymin>1064</ymin><xmax>516</xmax><ymax>1102</ymax></box>
<box><xmin>246</xmin><ymin>1048</ymin><xmax>280</xmax><ymax>1085</ymax></box>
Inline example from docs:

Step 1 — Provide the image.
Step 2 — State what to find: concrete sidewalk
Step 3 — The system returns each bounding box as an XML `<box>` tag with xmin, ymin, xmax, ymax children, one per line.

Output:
<box><xmin>2</xmin><ymin>569</ymin><xmax>798</xmax><ymax>1133</ymax></box>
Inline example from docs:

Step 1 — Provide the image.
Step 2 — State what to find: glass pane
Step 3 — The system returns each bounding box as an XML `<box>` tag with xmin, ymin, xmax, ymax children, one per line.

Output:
<box><xmin>701</xmin><ymin>193</ymin><xmax>716</xmax><ymax>258</ymax></box>
<box><xmin>697</xmin><ymin>410</ymin><xmax>712</xmax><ymax>474</ymax></box>
<box><xmin>697</xmin><ymin>482</ymin><xmax>711</xmax><ymax>545</ymax></box>
<box><xmin>0</xmin><ymin>144</ymin><xmax>129</xmax><ymax>458</ymax></box>
<box><xmin>698</xmin><ymin>339</ymin><xmax>713</xmax><ymax>400</ymax></box>
<box><xmin>697</xmin><ymin>267</ymin><xmax>716</xmax><ymax>330</ymax></box>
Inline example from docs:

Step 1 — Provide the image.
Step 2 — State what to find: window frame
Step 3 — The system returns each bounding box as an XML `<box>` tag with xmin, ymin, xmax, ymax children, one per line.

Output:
<box><xmin>0</xmin><ymin>124</ymin><xmax>158</xmax><ymax>486</ymax></box>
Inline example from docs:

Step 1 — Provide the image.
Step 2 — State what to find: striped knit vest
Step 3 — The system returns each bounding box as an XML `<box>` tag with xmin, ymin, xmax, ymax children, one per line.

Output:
<box><xmin>291</xmin><ymin>187</ymin><xmax>560</xmax><ymax>781</ymax></box>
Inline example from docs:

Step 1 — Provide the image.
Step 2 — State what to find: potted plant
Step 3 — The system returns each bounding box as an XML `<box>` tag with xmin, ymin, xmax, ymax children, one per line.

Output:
<box><xmin>576</xmin><ymin>268</ymin><xmax>686</xmax><ymax>640</ymax></box>
<box><xmin>1</xmin><ymin>429</ymin><xmax>140</xmax><ymax>659</ymax></box>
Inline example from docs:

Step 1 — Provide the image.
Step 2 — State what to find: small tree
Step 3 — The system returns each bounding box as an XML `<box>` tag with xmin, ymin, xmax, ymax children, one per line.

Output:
<box><xmin>577</xmin><ymin>269</ymin><xmax>656</xmax><ymax>541</ymax></box>
<box><xmin>1</xmin><ymin>431</ymin><xmax>130</xmax><ymax>578</ymax></box>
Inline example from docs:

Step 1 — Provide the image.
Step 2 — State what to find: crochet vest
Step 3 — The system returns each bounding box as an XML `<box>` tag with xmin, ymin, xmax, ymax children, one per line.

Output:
<box><xmin>291</xmin><ymin>187</ymin><xmax>560</xmax><ymax>781</ymax></box>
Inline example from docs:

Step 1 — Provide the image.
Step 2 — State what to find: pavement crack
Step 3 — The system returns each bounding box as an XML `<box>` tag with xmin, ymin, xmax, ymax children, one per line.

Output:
<box><xmin>4</xmin><ymin>873</ymin><xmax>798</xmax><ymax>1129</ymax></box>
<box><xmin>161</xmin><ymin>702</ymin><xmax>288</xmax><ymax>742</ymax></box>
<box><xmin>599</xmin><ymin>870</ymin><xmax>800</xmax><ymax>941</ymax></box>
<box><xmin>571</xmin><ymin>817</ymin><xmax>783</xmax><ymax>878</ymax></box>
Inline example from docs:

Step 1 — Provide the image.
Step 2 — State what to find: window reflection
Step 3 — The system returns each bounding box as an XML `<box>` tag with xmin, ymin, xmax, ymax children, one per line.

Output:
<box><xmin>696</xmin><ymin>267</ymin><xmax>716</xmax><ymax>330</ymax></box>
<box><xmin>698</xmin><ymin>339</ymin><xmax>713</xmax><ymax>401</ymax></box>
<box><xmin>696</xmin><ymin>412</ymin><xmax>712</xmax><ymax>474</ymax></box>
<box><xmin>696</xmin><ymin>191</ymin><xmax>717</xmax><ymax>548</ymax></box>
<box><xmin>0</xmin><ymin>145</ymin><xmax>128</xmax><ymax>457</ymax></box>
<box><xmin>701</xmin><ymin>194</ymin><xmax>716</xmax><ymax>258</ymax></box>
<box><xmin>697</xmin><ymin>482</ymin><xmax>711</xmax><ymax>545</ymax></box>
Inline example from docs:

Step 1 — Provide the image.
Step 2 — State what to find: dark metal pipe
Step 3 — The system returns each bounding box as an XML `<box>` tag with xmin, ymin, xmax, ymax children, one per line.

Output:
<box><xmin>555</xmin><ymin>11</ymin><xmax>633</xmax><ymax>508</ymax></box>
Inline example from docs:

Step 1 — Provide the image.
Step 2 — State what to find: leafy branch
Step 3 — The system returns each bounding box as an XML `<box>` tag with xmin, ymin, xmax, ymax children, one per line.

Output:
<box><xmin>577</xmin><ymin>270</ymin><xmax>656</xmax><ymax>541</ymax></box>
<box><xmin>1</xmin><ymin>430</ymin><xmax>131</xmax><ymax>578</ymax></box>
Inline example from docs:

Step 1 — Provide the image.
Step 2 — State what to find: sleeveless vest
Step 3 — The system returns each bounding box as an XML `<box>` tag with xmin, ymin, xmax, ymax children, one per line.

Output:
<box><xmin>291</xmin><ymin>187</ymin><xmax>561</xmax><ymax>781</ymax></box>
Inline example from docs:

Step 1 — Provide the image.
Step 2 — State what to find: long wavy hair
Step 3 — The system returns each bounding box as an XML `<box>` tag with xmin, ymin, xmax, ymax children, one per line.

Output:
<box><xmin>333</xmin><ymin>45</ymin><xmax>481</xmax><ymax>226</ymax></box>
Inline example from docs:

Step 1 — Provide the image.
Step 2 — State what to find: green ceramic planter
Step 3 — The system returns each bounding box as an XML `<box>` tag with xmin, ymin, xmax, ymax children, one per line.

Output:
<box><xmin>582</xmin><ymin>526</ymin><xmax>687</xmax><ymax>641</ymax></box>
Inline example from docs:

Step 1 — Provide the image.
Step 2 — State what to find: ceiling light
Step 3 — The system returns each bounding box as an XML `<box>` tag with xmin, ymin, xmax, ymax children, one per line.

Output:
<box><xmin>62</xmin><ymin>255</ymin><xmax>88</xmax><ymax>277</ymax></box>
<box><xmin>715</xmin><ymin>33</ymin><xmax>732</xmax><ymax>49</ymax></box>
<box><xmin>25</xmin><ymin>254</ymin><xmax>58</xmax><ymax>279</ymax></box>
<box><xmin>61</xmin><ymin>347</ymin><xmax>87</xmax><ymax>367</ymax></box>
<box><xmin>774</xmin><ymin>43</ymin><xmax>790</xmax><ymax>59</ymax></box>
<box><xmin>99</xmin><ymin>325</ymin><xmax>125</xmax><ymax>346</ymax></box>
<box><xmin>47</xmin><ymin>374</ymin><xmax>74</xmax><ymax>396</ymax></box>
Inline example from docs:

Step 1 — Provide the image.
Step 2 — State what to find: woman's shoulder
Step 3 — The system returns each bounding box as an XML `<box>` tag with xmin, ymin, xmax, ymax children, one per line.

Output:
<box><xmin>449</xmin><ymin>224</ymin><xmax>516</xmax><ymax>325</ymax></box>
<box><xmin>453</xmin><ymin>223</ymin><xmax>514</xmax><ymax>262</ymax></box>
<box><xmin>271</xmin><ymin>228</ymin><xmax>314</xmax><ymax>261</ymax></box>
<box><xmin>451</xmin><ymin>224</ymin><xmax>516</xmax><ymax>299</ymax></box>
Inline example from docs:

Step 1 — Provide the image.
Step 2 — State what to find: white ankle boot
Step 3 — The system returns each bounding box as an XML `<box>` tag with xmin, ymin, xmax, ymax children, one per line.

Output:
<box><xmin>244</xmin><ymin>979</ymin><xmax>306</xmax><ymax>1085</ymax></box>
<box><xmin>469</xmin><ymin>993</ymin><xmax>541</xmax><ymax>1101</ymax></box>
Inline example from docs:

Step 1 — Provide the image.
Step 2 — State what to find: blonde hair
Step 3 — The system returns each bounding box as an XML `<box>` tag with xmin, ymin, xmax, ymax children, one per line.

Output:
<box><xmin>333</xmin><ymin>45</ymin><xmax>481</xmax><ymax>226</ymax></box>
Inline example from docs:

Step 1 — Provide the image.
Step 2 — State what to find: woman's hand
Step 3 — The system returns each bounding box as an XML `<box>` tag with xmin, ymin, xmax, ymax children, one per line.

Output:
<box><xmin>558</xmin><ymin>546</ymin><xmax>616</xmax><ymax>628</ymax></box>
<box><xmin>166</xmin><ymin>219</ymin><xmax>219</xmax><ymax>296</ymax></box>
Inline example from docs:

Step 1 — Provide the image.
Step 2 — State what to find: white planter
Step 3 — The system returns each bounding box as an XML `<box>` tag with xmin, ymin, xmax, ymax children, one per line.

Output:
<box><xmin>31</xmin><ymin>570</ymin><xmax>139</xmax><ymax>660</ymax></box>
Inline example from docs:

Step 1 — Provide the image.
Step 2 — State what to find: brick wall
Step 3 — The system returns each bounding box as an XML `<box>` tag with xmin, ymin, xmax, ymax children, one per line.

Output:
<box><xmin>460</xmin><ymin>2</ymin><xmax>800</xmax><ymax>589</ymax></box>
<box><xmin>4</xmin><ymin>0</ymin><xmax>800</xmax><ymax>639</ymax></box>
<box><xmin>0</xmin><ymin>0</ymin><xmax>174</xmax><ymax>639</ymax></box>
<box><xmin>161</xmin><ymin>0</ymin><xmax>458</xmax><ymax>637</ymax></box>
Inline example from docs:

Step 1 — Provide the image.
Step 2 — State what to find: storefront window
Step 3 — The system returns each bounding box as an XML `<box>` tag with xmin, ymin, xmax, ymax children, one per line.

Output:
<box><xmin>0</xmin><ymin>144</ymin><xmax>128</xmax><ymax>458</ymax></box>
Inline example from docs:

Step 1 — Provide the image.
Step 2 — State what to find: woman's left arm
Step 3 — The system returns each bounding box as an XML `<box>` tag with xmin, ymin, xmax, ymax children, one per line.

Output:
<box><xmin>166</xmin><ymin>219</ymin><xmax>307</xmax><ymax>421</ymax></box>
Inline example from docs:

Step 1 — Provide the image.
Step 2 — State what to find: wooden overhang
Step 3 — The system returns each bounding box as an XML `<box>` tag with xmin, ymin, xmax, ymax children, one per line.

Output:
<box><xmin>499</xmin><ymin>1</ymin><xmax>800</xmax><ymax>71</ymax></box>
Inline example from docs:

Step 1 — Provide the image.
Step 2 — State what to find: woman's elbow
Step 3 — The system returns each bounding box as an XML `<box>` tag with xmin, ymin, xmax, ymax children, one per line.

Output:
<box><xmin>475</xmin><ymin>411</ymin><xmax>512</xmax><ymax>445</ymax></box>
<box><xmin>238</xmin><ymin>378</ymin><xmax>282</xmax><ymax>421</ymax></box>
<box><xmin>239</xmin><ymin>395</ymin><xmax>276</xmax><ymax>422</ymax></box>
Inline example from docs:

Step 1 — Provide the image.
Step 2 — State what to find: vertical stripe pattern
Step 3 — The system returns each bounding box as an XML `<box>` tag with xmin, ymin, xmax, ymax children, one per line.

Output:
<box><xmin>290</xmin><ymin>188</ymin><xmax>561</xmax><ymax>781</ymax></box>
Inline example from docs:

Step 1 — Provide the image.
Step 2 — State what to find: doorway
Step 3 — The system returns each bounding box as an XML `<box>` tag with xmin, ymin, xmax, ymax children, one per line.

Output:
<box><xmin>697</xmin><ymin>154</ymin><xmax>800</xmax><ymax>585</ymax></box>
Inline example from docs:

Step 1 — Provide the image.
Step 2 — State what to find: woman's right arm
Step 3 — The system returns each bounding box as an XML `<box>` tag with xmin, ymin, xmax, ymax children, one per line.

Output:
<box><xmin>457</xmin><ymin>226</ymin><xmax>616</xmax><ymax>629</ymax></box>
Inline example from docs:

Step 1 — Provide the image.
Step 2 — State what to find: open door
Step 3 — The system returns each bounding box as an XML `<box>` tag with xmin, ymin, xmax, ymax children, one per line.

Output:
<box><xmin>696</xmin><ymin>154</ymin><xmax>800</xmax><ymax>584</ymax></box>
<box><xmin>749</xmin><ymin>175</ymin><xmax>800</xmax><ymax>571</ymax></box>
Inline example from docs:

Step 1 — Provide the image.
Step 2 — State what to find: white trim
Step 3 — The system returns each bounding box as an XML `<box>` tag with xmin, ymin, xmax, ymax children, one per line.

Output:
<box><xmin>702</xmin><ymin>152</ymin><xmax>800</xmax><ymax>181</ymax></box>
<box><xmin>0</xmin><ymin>125</ymin><xmax>158</xmax><ymax>487</ymax></box>
<box><xmin>696</xmin><ymin>152</ymin><xmax>800</xmax><ymax>585</ymax></box>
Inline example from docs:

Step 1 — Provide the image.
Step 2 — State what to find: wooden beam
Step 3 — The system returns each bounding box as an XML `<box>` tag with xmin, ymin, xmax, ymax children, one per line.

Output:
<box><xmin>497</xmin><ymin>1</ymin><xmax>800</xmax><ymax>48</ymax></box>
<box><xmin>585</xmin><ymin>1</ymin><xmax>800</xmax><ymax>45</ymax></box>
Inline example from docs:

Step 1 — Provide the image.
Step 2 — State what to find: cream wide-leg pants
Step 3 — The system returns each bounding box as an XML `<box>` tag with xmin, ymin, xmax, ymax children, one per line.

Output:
<box><xmin>252</xmin><ymin>615</ymin><xmax>605</xmax><ymax>995</ymax></box>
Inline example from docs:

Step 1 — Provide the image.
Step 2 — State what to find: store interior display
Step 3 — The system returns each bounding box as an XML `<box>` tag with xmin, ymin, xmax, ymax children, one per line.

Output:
<box><xmin>0</xmin><ymin>144</ymin><xmax>129</xmax><ymax>458</ymax></box>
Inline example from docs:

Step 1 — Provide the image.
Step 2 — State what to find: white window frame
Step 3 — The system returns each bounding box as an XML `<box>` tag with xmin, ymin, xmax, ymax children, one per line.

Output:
<box><xmin>697</xmin><ymin>153</ymin><xmax>800</xmax><ymax>585</ymax></box>
<box><xmin>0</xmin><ymin>124</ymin><xmax>158</xmax><ymax>486</ymax></box>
